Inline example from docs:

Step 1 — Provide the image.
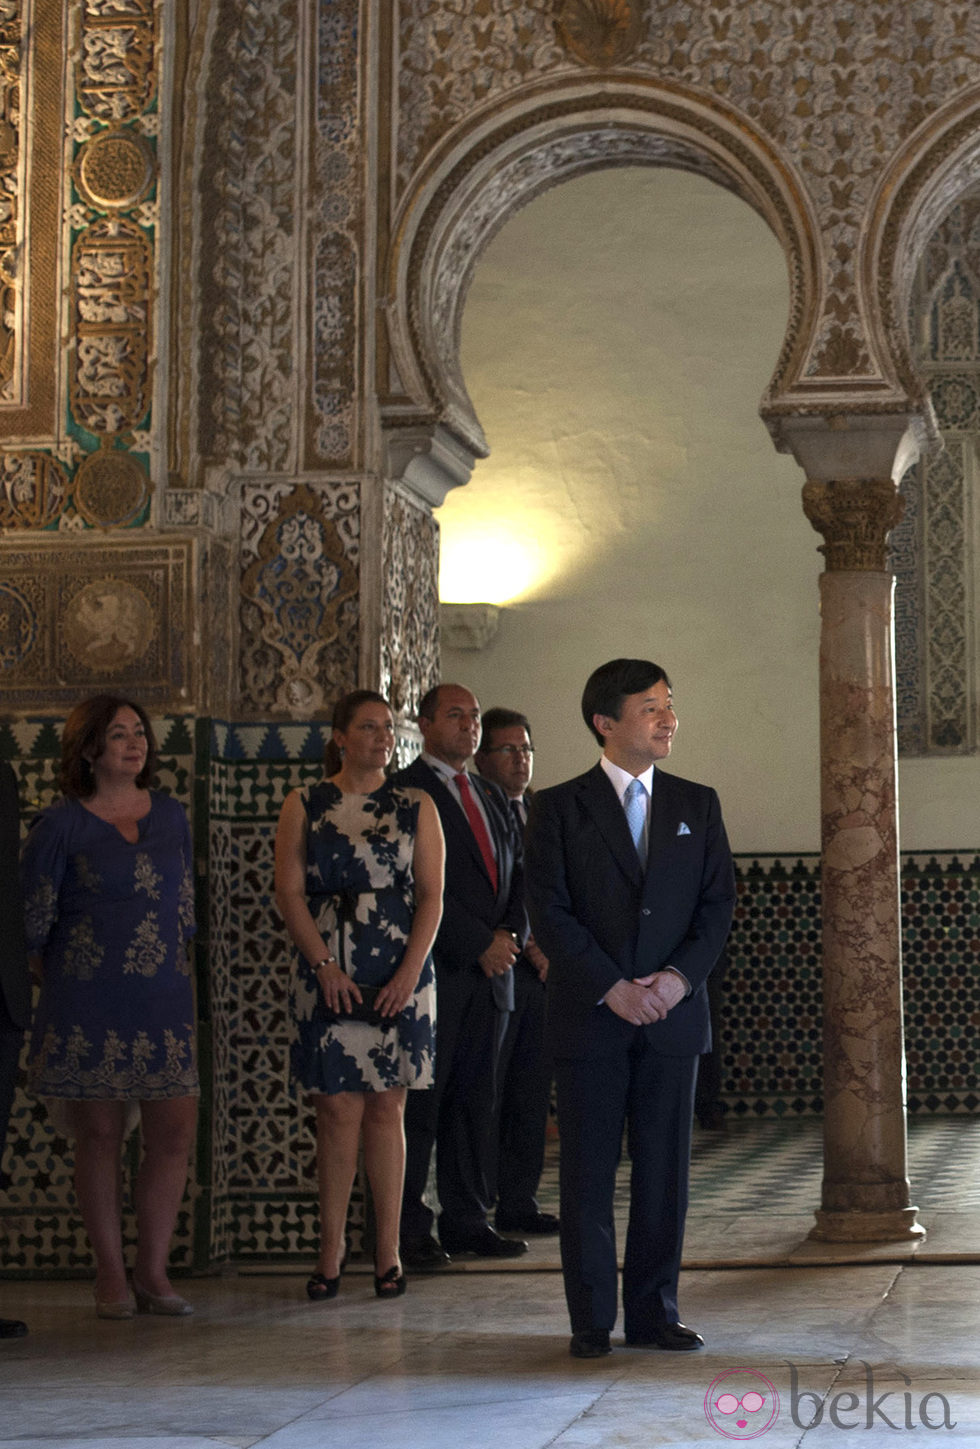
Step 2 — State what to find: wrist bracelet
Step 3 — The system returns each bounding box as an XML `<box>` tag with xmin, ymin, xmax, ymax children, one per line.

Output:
<box><xmin>313</xmin><ymin>957</ymin><xmax>337</xmax><ymax>970</ymax></box>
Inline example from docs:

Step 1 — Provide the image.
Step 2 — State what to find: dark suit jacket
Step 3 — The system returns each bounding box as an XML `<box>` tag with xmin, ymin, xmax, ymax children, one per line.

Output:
<box><xmin>392</xmin><ymin>758</ymin><xmax>528</xmax><ymax>1008</ymax></box>
<box><xmin>0</xmin><ymin>762</ymin><xmax>30</xmax><ymax>1029</ymax></box>
<box><xmin>525</xmin><ymin>762</ymin><xmax>735</xmax><ymax>1060</ymax></box>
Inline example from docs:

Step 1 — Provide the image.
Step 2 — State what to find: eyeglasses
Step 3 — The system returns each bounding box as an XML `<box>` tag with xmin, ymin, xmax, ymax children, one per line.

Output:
<box><xmin>485</xmin><ymin>744</ymin><xmax>534</xmax><ymax>757</ymax></box>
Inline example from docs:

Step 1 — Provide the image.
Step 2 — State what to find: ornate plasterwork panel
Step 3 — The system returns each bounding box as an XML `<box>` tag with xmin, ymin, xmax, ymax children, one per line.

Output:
<box><xmin>308</xmin><ymin>0</ymin><xmax>361</xmax><ymax>468</ymax></box>
<box><xmin>238</xmin><ymin>481</ymin><xmax>360</xmax><ymax>719</ymax></box>
<box><xmin>0</xmin><ymin>537</ymin><xmax>192</xmax><ymax>706</ymax></box>
<box><xmin>0</xmin><ymin>3</ymin><xmax>61</xmax><ymax>433</ymax></box>
<box><xmin>381</xmin><ymin>486</ymin><xmax>439</xmax><ymax>722</ymax></box>
<box><xmin>0</xmin><ymin>6</ymin><xmax>25</xmax><ymax>402</ymax></box>
<box><xmin>394</xmin><ymin>2</ymin><xmax>980</xmax><ymax>407</ymax></box>
<box><xmin>413</xmin><ymin>120</ymin><xmax>798</xmax><ymax>452</ymax></box>
<box><xmin>197</xmin><ymin>0</ymin><xmax>301</xmax><ymax>474</ymax></box>
<box><xmin>1</xmin><ymin>0</ymin><xmax>159</xmax><ymax>529</ymax></box>
<box><xmin>893</xmin><ymin>195</ymin><xmax>980</xmax><ymax>754</ymax></box>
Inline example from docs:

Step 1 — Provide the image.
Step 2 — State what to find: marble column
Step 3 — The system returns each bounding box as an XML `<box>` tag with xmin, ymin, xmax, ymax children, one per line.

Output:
<box><xmin>802</xmin><ymin>473</ymin><xmax>924</xmax><ymax>1241</ymax></box>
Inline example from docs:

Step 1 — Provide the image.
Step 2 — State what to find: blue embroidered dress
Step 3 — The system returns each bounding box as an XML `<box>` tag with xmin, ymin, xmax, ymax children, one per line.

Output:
<box><xmin>21</xmin><ymin>793</ymin><xmax>198</xmax><ymax>1100</ymax></box>
<box><xmin>289</xmin><ymin>780</ymin><xmax>436</xmax><ymax>1095</ymax></box>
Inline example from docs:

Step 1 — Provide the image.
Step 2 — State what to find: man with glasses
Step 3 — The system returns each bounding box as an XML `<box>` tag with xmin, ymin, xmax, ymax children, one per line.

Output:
<box><xmin>475</xmin><ymin>709</ymin><xmax>558</xmax><ymax>1237</ymax></box>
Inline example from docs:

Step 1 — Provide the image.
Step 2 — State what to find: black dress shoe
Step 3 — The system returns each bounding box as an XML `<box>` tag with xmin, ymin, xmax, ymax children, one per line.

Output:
<box><xmin>626</xmin><ymin>1322</ymin><xmax>704</xmax><ymax>1351</ymax></box>
<box><xmin>402</xmin><ymin>1236</ymin><xmax>451</xmax><ymax>1271</ymax></box>
<box><xmin>440</xmin><ymin>1224</ymin><xmax>528</xmax><ymax>1258</ymax></box>
<box><xmin>570</xmin><ymin>1329</ymin><xmax>611</xmax><ymax>1358</ymax></box>
<box><xmin>495</xmin><ymin>1210</ymin><xmax>560</xmax><ymax>1235</ymax></box>
<box><xmin>0</xmin><ymin>1318</ymin><xmax>27</xmax><ymax>1339</ymax></box>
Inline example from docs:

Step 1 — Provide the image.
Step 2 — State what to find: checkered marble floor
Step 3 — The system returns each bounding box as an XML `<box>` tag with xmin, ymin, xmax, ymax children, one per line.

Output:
<box><xmin>513</xmin><ymin>1115</ymin><xmax>980</xmax><ymax>1271</ymax></box>
<box><xmin>534</xmin><ymin>1116</ymin><xmax>980</xmax><ymax>1219</ymax></box>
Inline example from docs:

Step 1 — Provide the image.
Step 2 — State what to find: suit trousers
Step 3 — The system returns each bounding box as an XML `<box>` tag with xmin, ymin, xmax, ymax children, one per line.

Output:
<box><xmin>401</xmin><ymin>965</ymin><xmax>502</xmax><ymax>1244</ymax></box>
<box><xmin>493</xmin><ymin>962</ymin><xmax>551</xmax><ymax>1218</ymax></box>
<box><xmin>554</xmin><ymin>1035</ymin><xmax>697</xmax><ymax>1338</ymax></box>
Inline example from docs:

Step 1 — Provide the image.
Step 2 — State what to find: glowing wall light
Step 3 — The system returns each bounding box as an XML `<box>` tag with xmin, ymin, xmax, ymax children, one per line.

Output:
<box><xmin>438</xmin><ymin>524</ymin><xmax>544</xmax><ymax>605</ymax></box>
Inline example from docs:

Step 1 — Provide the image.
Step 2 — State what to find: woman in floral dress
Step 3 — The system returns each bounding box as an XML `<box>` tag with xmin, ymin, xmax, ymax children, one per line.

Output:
<box><xmin>275</xmin><ymin>689</ymin><xmax>444</xmax><ymax>1300</ymax></box>
<box><xmin>21</xmin><ymin>695</ymin><xmax>197</xmax><ymax>1320</ymax></box>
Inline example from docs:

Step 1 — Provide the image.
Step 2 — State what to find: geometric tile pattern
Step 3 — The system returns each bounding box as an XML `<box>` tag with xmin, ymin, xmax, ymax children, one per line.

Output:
<box><xmin>724</xmin><ymin>857</ymin><xmax>824</xmax><ymax>1116</ymax></box>
<box><xmin>725</xmin><ymin>853</ymin><xmax>980</xmax><ymax>1118</ymax></box>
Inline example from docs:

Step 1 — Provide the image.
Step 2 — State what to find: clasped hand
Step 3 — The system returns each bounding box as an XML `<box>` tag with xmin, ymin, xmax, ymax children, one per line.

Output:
<box><xmin>478</xmin><ymin>928</ymin><xmax>519</xmax><ymax>978</ymax></box>
<box><xmin>315</xmin><ymin>959</ymin><xmax>415</xmax><ymax>1019</ymax></box>
<box><xmin>605</xmin><ymin>970</ymin><xmax>686</xmax><ymax>1026</ymax></box>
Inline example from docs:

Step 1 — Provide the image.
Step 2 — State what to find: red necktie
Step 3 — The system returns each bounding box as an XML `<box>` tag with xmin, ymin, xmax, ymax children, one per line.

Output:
<box><xmin>454</xmin><ymin>772</ymin><xmax>498</xmax><ymax>892</ymax></box>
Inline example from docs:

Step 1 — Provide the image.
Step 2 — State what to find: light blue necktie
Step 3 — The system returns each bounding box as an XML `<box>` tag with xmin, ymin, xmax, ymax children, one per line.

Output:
<box><xmin>623</xmin><ymin>777</ymin><xmax>647</xmax><ymax>865</ymax></box>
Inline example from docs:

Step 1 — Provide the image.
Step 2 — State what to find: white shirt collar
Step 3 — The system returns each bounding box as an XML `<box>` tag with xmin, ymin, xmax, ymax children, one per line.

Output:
<box><xmin>600</xmin><ymin>755</ymin><xmax>655</xmax><ymax>803</ymax></box>
<box><xmin>423</xmin><ymin>752</ymin><xmax>469</xmax><ymax>784</ymax></box>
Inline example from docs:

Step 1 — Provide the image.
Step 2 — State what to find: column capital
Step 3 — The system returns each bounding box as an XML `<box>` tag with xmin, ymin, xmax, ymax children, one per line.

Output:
<box><xmin>801</xmin><ymin>477</ymin><xmax>905</xmax><ymax>571</ymax></box>
<box><xmin>381</xmin><ymin>422</ymin><xmax>478</xmax><ymax>506</ymax></box>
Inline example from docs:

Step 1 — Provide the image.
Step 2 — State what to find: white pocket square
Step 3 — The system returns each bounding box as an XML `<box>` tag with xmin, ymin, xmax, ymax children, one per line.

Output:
<box><xmin>677</xmin><ymin>822</ymin><xmax>691</xmax><ymax>836</ymax></box>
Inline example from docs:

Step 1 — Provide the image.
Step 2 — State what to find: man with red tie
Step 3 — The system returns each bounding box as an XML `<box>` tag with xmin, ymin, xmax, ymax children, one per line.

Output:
<box><xmin>393</xmin><ymin>685</ymin><xmax>530</xmax><ymax>1267</ymax></box>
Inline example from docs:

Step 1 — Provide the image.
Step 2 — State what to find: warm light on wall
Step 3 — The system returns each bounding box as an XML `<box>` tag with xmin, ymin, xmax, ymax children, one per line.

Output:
<box><xmin>438</xmin><ymin>525</ymin><xmax>545</xmax><ymax>604</ymax></box>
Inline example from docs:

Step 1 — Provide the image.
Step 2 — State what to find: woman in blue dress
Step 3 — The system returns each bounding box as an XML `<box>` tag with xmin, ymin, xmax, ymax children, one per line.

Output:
<box><xmin>21</xmin><ymin>695</ymin><xmax>197</xmax><ymax>1320</ymax></box>
<box><xmin>275</xmin><ymin>690</ymin><xmax>444</xmax><ymax>1300</ymax></box>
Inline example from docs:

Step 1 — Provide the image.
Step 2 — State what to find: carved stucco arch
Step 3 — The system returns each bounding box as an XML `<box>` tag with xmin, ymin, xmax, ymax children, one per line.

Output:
<box><xmin>863</xmin><ymin>85</ymin><xmax>980</xmax><ymax>443</ymax></box>
<box><xmin>380</xmin><ymin>78</ymin><xmax>822</xmax><ymax>492</ymax></box>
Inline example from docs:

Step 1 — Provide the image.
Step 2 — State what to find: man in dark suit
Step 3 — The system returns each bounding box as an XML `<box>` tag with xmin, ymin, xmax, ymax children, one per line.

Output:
<box><xmin>394</xmin><ymin>684</ymin><xmax>530</xmax><ymax>1266</ymax></box>
<box><xmin>475</xmin><ymin>707</ymin><xmax>557</xmax><ymax>1237</ymax></box>
<box><xmin>0</xmin><ymin>760</ymin><xmax>31</xmax><ymax>1339</ymax></box>
<box><xmin>525</xmin><ymin>659</ymin><xmax>734</xmax><ymax>1359</ymax></box>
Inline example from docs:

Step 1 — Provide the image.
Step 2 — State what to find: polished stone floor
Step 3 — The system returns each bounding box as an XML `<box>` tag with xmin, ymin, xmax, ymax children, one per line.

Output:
<box><xmin>2</xmin><ymin>1119</ymin><xmax>979</xmax><ymax>1448</ymax></box>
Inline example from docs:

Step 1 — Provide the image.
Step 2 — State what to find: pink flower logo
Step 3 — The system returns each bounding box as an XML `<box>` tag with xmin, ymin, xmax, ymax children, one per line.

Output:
<box><xmin>704</xmin><ymin>1369</ymin><xmax>780</xmax><ymax>1439</ymax></box>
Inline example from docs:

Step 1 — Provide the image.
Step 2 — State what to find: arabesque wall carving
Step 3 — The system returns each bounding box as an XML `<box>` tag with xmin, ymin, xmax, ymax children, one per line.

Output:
<box><xmin>238</xmin><ymin>481</ymin><xmax>360</xmax><ymax>719</ymax></box>
<box><xmin>397</xmin><ymin>2</ymin><xmax>980</xmax><ymax>379</ymax></box>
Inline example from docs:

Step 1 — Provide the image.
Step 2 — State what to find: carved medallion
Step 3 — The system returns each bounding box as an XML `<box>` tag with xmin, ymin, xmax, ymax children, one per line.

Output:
<box><xmin>555</xmin><ymin>0</ymin><xmax>643</xmax><ymax>68</ymax></box>
<box><xmin>73</xmin><ymin>448</ymin><xmax>151</xmax><ymax>529</ymax></box>
<box><xmin>75</xmin><ymin>130</ymin><xmax>155</xmax><ymax>211</ymax></box>
<box><xmin>61</xmin><ymin>578</ymin><xmax>156</xmax><ymax>673</ymax></box>
<box><xmin>0</xmin><ymin>582</ymin><xmax>37</xmax><ymax>671</ymax></box>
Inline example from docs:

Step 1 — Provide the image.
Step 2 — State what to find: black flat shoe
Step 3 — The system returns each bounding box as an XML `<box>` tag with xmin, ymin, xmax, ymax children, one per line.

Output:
<box><xmin>306</xmin><ymin>1272</ymin><xmax>340</xmax><ymax>1302</ymax></box>
<box><xmin>374</xmin><ymin>1265</ymin><xmax>407</xmax><ymax>1299</ymax></box>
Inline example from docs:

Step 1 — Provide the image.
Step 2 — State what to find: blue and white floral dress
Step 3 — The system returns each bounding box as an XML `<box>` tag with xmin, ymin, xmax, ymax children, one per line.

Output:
<box><xmin>288</xmin><ymin>780</ymin><xmax>436</xmax><ymax>1095</ymax></box>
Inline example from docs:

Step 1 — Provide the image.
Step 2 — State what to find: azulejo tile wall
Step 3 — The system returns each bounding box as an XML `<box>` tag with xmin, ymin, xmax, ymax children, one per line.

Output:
<box><xmin>724</xmin><ymin>852</ymin><xmax>980</xmax><ymax>1118</ymax></box>
<box><xmin>3</xmin><ymin>716</ymin><xmax>980</xmax><ymax>1276</ymax></box>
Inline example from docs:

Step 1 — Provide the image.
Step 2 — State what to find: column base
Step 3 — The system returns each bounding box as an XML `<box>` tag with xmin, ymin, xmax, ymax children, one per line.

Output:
<box><xmin>809</xmin><ymin>1207</ymin><xmax>926</xmax><ymax>1243</ymax></box>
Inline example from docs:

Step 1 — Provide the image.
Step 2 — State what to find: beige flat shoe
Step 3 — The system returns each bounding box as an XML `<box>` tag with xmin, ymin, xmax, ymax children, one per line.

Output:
<box><xmin>132</xmin><ymin>1280</ymin><xmax>193</xmax><ymax>1316</ymax></box>
<box><xmin>95</xmin><ymin>1296</ymin><xmax>136</xmax><ymax>1320</ymax></box>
